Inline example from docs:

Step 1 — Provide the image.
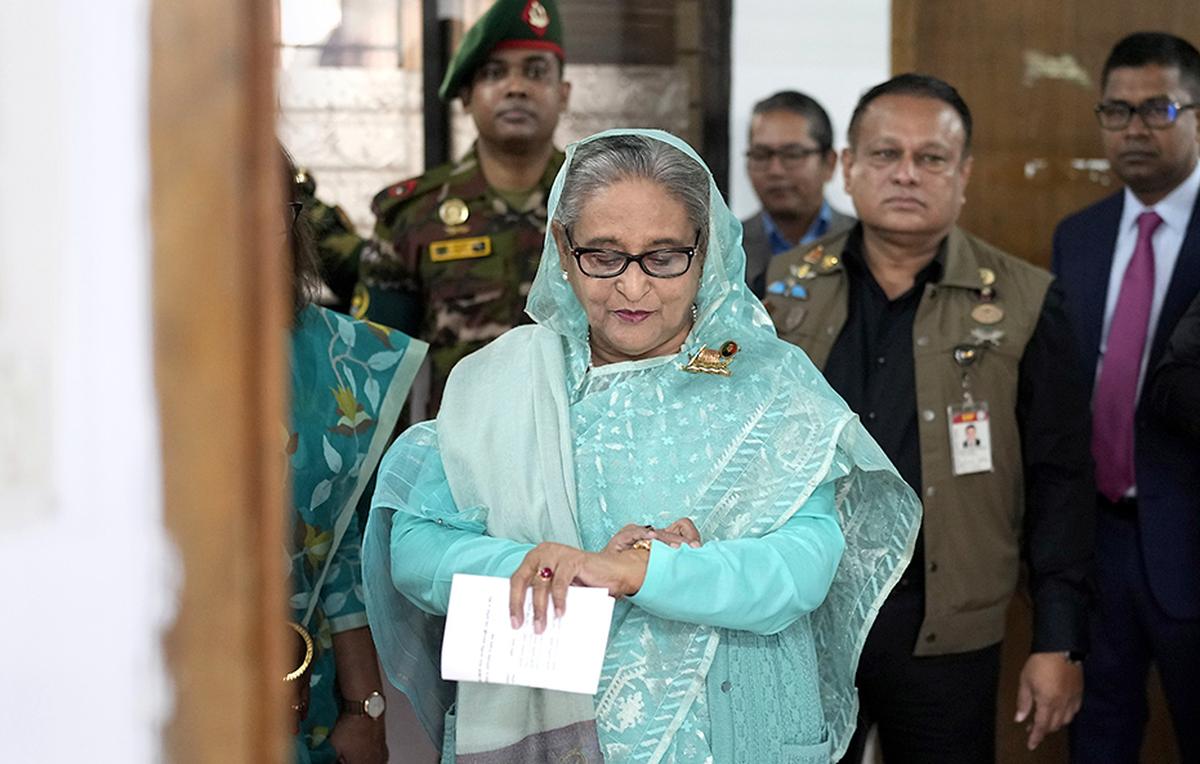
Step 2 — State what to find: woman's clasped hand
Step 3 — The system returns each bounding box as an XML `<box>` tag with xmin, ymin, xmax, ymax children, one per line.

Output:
<box><xmin>508</xmin><ymin>520</ymin><xmax>703</xmax><ymax>632</ymax></box>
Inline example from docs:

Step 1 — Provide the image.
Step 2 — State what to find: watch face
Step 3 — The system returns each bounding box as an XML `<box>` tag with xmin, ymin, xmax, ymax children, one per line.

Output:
<box><xmin>364</xmin><ymin>692</ymin><xmax>386</xmax><ymax>719</ymax></box>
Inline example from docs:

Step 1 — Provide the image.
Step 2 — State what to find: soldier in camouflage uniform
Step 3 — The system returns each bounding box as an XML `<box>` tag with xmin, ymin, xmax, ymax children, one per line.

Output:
<box><xmin>355</xmin><ymin>0</ymin><xmax>570</xmax><ymax>417</ymax></box>
<box><xmin>294</xmin><ymin>167</ymin><xmax>366</xmax><ymax>315</ymax></box>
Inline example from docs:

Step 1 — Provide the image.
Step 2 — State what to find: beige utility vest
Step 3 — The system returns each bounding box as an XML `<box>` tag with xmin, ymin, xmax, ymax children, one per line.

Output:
<box><xmin>765</xmin><ymin>227</ymin><xmax>1052</xmax><ymax>655</ymax></box>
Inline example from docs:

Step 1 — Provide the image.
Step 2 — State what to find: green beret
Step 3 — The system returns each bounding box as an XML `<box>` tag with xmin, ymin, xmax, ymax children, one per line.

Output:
<box><xmin>438</xmin><ymin>0</ymin><xmax>564</xmax><ymax>101</ymax></box>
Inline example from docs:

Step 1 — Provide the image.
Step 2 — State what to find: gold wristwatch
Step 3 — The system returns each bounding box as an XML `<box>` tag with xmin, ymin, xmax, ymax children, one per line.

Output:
<box><xmin>342</xmin><ymin>690</ymin><xmax>386</xmax><ymax>719</ymax></box>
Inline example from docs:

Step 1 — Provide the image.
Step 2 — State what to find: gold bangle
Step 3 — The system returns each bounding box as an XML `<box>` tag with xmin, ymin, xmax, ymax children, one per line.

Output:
<box><xmin>284</xmin><ymin>621</ymin><xmax>315</xmax><ymax>683</ymax></box>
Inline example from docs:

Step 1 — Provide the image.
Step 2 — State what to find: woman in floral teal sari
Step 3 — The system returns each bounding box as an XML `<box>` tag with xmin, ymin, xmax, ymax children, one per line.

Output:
<box><xmin>363</xmin><ymin>130</ymin><xmax>921</xmax><ymax>763</ymax></box>
<box><xmin>284</xmin><ymin>149</ymin><xmax>427</xmax><ymax>764</ymax></box>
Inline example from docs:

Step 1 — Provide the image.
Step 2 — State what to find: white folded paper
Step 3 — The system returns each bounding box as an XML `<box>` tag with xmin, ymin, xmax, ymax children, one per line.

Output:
<box><xmin>441</xmin><ymin>573</ymin><xmax>616</xmax><ymax>695</ymax></box>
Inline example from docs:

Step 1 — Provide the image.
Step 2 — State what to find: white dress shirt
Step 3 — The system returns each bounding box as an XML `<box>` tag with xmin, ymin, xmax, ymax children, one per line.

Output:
<box><xmin>1098</xmin><ymin>160</ymin><xmax>1200</xmax><ymax>496</ymax></box>
<box><xmin>1100</xmin><ymin>159</ymin><xmax>1200</xmax><ymax>393</ymax></box>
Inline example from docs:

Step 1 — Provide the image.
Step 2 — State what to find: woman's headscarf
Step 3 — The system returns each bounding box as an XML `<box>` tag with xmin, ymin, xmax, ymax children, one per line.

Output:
<box><xmin>525</xmin><ymin>130</ymin><xmax>776</xmax><ymax>387</ymax></box>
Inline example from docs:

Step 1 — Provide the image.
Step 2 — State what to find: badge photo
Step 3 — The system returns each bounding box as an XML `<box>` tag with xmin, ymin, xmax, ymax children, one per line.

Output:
<box><xmin>948</xmin><ymin>403</ymin><xmax>994</xmax><ymax>476</ymax></box>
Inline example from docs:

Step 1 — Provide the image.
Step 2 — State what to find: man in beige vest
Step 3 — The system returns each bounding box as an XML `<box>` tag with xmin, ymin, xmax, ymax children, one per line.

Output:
<box><xmin>764</xmin><ymin>74</ymin><xmax>1095</xmax><ymax>762</ymax></box>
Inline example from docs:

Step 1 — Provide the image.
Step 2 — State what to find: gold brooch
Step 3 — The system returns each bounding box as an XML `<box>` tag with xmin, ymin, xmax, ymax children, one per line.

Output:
<box><xmin>683</xmin><ymin>340</ymin><xmax>739</xmax><ymax>376</ymax></box>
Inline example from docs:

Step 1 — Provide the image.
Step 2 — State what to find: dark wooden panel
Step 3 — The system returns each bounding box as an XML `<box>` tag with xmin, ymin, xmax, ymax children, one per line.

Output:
<box><xmin>560</xmin><ymin>0</ymin><xmax>677</xmax><ymax>65</ymax></box>
<box><xmin>896</xmin><ymin>0</ymin><xmax>1200</xmax><ymax>268</ymax></box>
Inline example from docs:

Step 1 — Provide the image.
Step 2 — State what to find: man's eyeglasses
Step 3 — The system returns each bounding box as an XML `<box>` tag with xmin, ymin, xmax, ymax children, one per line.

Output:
<box><xmin>565</xmin><ymin>228</ymin><xmax>700</xmax><ymax>279</ymax></box>
<box><xmin>288</xmin><ymin>201</ymin><xmax>303</xmax><ymax>228</ymax></box>
<box><xmin>745</xmin><ymin>144</ymin><xmax>827</xmax><ymax>170</ymax></box>
<box><xmin>1094</xmin><ymin>98</ymin><xmax>1200</xmax><ymax>130</ymax></box>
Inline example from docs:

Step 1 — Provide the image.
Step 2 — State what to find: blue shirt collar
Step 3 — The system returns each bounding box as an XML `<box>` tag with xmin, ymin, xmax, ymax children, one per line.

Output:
<box><xmin>761</xmin><ymin>201</ymin><xmax>834</xmax><ymax>255</ymax></box>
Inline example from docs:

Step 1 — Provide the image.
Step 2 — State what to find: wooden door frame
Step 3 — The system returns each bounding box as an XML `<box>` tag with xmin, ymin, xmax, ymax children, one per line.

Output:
<box><xmin>151</xmin><ymin>0</ymin><xmax>289</xmax><ymax>760</ymax></box>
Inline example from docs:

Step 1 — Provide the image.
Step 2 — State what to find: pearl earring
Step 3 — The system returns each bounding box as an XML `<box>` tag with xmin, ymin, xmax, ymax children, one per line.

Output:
<box><xmin>561</xmin><ymin>271</ymin><xmax>569</xmax><ymax>281</ymax></box>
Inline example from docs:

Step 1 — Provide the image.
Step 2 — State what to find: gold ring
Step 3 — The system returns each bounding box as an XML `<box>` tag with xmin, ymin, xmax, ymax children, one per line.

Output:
<box><xmin>285</xmin><ymin>621</ymin><xmax>315</xmax><ymax>682</ymax></box>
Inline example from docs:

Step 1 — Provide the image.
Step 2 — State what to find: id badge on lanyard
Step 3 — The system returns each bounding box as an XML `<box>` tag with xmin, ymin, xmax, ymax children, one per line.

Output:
<box><xmin>948</xmin><ymin>401</ymin><xmax>993</xmax><ymax>476</ymax></box>
<box><xmin>948</xmin><ymin>339</ymin><xmax>996</xmax><ymax>476</ymax></box>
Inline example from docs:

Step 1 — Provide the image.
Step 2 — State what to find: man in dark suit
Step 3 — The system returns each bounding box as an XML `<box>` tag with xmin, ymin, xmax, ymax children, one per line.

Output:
<box><xmin>1052</xmin><ymin>31</ymin><xmax>1200</xmax><ymax>762</ymax></box>
<box><xmin>741</xmin><ymin>91</ymin><xmax>854</xmax><ymax>297</ymax></box>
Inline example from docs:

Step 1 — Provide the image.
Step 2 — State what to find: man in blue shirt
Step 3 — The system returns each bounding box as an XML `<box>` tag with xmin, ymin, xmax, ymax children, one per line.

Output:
<box><xmin>742</xmin><ymin>90</ymin><xmax>855</xmax><ymax>297</ymax></box>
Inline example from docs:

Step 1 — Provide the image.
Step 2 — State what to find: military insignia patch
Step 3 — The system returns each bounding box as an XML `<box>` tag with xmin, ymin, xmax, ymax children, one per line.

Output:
<box><xmin>388</xmin><ymin>179</ymin><xmax>419</xmax><ymax>199</ymax></box>
<box><xmin>429</xmin><ymin>236</ymin><xmax>493</xmax><ymax>262</ymax></box>
<box><xmin>971</xmin><ymin>303</ymin><xmax>1005</xmax><ymax>325</ymax></box>
<box><xmin>438</xmin><ymin>198</ymin><xmax>470</xmax><ymax>226</ymax></box>
<box><xmin>789</xmin><ymin>262</ymin><xmax>814</xmax><ymax>279</ymax></box>
<box><xmin>524</xmin><ymin>0</ymin><xmax>550</xmax><ymax>34</ymax></box>
<box><xmin>803</xmin><ymin>245</ymin><xmax>824</xmax><ymax>265</ymax></box>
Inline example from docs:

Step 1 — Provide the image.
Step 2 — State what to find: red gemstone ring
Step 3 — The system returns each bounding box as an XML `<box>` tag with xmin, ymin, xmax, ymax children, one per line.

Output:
<box><xmin>538</xmin><ymin>566</ymin><xmax>553</xmax><ymax>579</ymax></box>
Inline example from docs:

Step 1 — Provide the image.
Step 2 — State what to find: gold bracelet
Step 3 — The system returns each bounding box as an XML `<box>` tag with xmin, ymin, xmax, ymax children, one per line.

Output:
<box><xmin>284</xmin><ymin>621</ymin><xmax>315</xmax><ymax>683</ymax></box>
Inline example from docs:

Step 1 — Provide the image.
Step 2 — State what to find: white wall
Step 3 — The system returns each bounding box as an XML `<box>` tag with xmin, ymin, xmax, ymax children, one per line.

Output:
<box><xmin>0</xmin><ymin>1</ymin><xmax>174</xmax><ymax>761</ymax></box>
<box><xmin>729</xmin><ymin>0</ymin><xmax>892</xmax><ymax>219</ymax></box>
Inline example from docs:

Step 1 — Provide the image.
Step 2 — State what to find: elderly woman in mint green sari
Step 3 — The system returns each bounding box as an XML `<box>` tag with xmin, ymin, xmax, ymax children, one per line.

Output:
<box><xmin>363</xmin><ymin>129</ymin><xmax>920</xmax><ymax>763</ymax></box>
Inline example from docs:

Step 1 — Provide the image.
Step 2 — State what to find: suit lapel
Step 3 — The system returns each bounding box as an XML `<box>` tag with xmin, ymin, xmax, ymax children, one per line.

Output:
<box><xmin>740</xmin><ymin>211</ymin><xmax>770</xmax><ymax>287</ymax></box>
<box><xmin>1148</xmin><ymin>190</ymin><xmax>1200</xmax><ymax>372</ymax></box>
<box><xmin>1080</xmin><ymin>193</ymin><xmax>1125</xmax><ymax>383</ymax></box>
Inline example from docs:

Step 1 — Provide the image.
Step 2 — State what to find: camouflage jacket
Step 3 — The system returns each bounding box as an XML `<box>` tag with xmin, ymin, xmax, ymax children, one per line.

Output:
<box><xmin>295</xmin><ymin>169</ymin><xmax>366</xmax><ymax>314</ymax></box>
<box><xmin>356</xmin><ymin>145</ymin><xmax>565</xmax><ymax>416</ymax></box>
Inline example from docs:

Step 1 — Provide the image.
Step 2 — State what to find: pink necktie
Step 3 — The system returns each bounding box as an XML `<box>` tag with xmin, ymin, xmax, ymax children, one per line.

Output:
<box><xmin>1093</xmin><ymin>210</ymin><xmax>1162</xmax><ymax>502</ymax></box>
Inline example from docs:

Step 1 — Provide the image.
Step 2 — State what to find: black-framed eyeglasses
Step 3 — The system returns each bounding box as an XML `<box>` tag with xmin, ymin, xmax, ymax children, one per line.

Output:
<box><xmin>1094</xmin><ymin>98</ymin><xmax>1200</xmax><ymax>130</ymax></box>
<box><xmin>565</xmin><ymin>228</ymin><xmax>700</xmax><ymax>279</ymax></box>
<box><xmin>288</xmin><ymin>201</ymin><xmax>304</xmax><ymax>228</ymax></box>
<box><xmin>745</xmin><ymin>144</ymin><xmax>827</xmax><ymax>169</ymax></box>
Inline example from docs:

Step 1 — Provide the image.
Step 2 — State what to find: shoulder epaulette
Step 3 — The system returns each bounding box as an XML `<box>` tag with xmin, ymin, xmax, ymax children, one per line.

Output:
<box><xmin>371</xmin><ymin>163</ymin><xmax>455</xmax><ymax>217</ymax></box>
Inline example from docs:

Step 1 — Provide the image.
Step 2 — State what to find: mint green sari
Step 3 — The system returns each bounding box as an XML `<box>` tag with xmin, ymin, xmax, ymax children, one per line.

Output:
<box><xmin>363</xmin><ymin>129</ymin><xmax>921</xmax><ymax>762</ymax></box>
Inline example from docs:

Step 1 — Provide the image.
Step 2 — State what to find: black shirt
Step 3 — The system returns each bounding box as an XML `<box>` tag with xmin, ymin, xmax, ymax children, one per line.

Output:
<box><xmin>822</xmin><ymin>227</ymin><xmax>1094</xmax><ymax>653</ymax></box>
